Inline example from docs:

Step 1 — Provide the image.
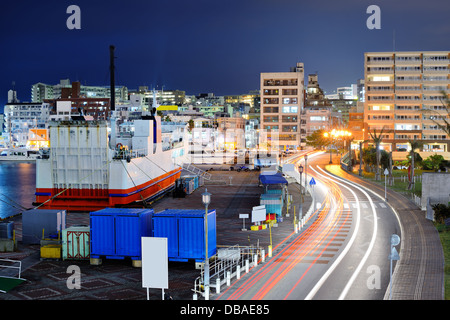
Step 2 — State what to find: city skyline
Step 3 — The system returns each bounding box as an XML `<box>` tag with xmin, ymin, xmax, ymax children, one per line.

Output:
<box><xmin>1</xmin><ymin>0</ymin><xmax>449</xmax><ymax>110</ymax></box>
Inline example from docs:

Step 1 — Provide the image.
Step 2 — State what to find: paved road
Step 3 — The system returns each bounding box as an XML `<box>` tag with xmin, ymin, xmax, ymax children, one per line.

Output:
<box><xmin>217</xmin><ymin>152</ymin><xmax>402</xmax><ymax>300</ymax></box>
<box><xmin>323</xmin><ymin>154</ymin><xmax>445</xmax><ymax>300</ymax></box>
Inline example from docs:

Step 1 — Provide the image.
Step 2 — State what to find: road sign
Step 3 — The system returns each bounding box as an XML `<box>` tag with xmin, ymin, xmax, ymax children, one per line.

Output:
<box><xmin>390</xmin><ymin>234</ymin><xmax>400</xmax><ymax>246</ymax></box>
<box><xmin>389</xmin><ymin>246</ymin><xmax>400</xmax><ymax>261</ymax></box>
<box><xmin>309</xmin><ymin>177</ymin><xmax>316</xmax><ymax>186</ymax></box>
<box><xmin>384</xmin><ymin>168</ymin><xmax>389</xmax><ymax>175</ymax></box>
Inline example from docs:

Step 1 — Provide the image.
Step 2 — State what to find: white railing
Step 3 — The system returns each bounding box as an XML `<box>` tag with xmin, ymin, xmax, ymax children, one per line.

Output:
<box><xmin>193</xmin><ymin>245</ymin><xmax>262</xmax><ymax>299</ymax></box>
<box><xmin>113</xmin><ymin>147</ymin><xmax>149</xmax><ymax>160</ymax></box>
<box><xmin>0</xmin><ymin>258</ymin><xmax>22</xmax><ymax>279</ymax></box>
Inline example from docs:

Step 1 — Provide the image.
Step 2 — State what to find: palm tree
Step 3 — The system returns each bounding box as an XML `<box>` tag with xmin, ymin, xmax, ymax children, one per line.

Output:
<box><xmin>407</xmin><ymin>138</ymin><xmax>423</xmax><ymax>191</ymax></box>
<box><xmin>369</xmin><ymin>126</ymin><xmax>386</xmax><ymax>180</ymax></box>
<box><xmin>422</xmin><ymin>90</ymin><xmax>450</xmax><ymax>136</ymax></box>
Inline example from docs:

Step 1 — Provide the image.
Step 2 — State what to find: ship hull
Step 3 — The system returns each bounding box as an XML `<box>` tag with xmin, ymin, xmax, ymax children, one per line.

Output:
<box><xmin>35</xmin><ymin>167</ymin><xmax>181</xmax><ymax>211</ymax></box>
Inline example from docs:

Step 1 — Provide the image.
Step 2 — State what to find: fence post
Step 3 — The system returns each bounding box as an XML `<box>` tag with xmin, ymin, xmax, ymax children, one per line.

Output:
<box><xmin>216</xmin><ymin>278</ymin><xmax>220</xmax><ymax>294</ymax></box>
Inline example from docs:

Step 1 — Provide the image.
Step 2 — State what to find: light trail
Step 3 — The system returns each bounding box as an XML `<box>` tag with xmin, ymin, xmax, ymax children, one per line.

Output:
<box><xmin>315</xmin><ymin>166</ymin><xmax>378</xmax><ymax>300</ymax></box>
<box><xmin>219</xmin><ymin>161</ymin><xmax>350</xmax><ymax>300</ymax></box>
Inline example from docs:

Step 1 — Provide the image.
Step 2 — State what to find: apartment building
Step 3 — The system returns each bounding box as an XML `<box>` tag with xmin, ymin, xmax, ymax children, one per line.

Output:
<box><xmin>364</xmin><ymin>51</ymin><xmax>450</xmax><ymax>153</ymax></box>
<box><xmin>260</xmin><ymin>62</ymin><xmax>305</xmax><ymax>152</ymax></box>
<box><xmin>3</xmin><ymin>102</ymin><xmax>51</xmax><ymax>146</ymax></box>
<box><xmin>44</xmin><ymin>81</ymin><xmax>110</xmax><ymax>120</ymax></box>
<box><xmin>348</xmin><ymin>102</ymin><xmax>365</xmax><ymax>141</ymax></box>
<box><xmin>32</xmin><ymin>79</ymin><xmax>128</xmax><ymax>103</ymax></box>
<box><xmin>303</xmin><ymin>74</ymin><xmax>333</xmax><ymax>137</ymax></box>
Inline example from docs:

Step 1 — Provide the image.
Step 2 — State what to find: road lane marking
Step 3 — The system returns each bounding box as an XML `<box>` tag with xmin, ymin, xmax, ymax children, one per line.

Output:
<box><xmin>303</xmin><ymin>166</ymin><xmax>362</xmax><ymax>300</ymax></box>
<box><xmin>316</xmin><ymin>167</ymin><xmax>378</xmax><ymax>300</ymax></box>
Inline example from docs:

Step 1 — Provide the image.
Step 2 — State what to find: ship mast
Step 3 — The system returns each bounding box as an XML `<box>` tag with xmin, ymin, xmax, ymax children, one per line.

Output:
<box><xmin>109</xmin><ymin>45</ymin><xmax>116</xmax><ymax>114</ymax></box>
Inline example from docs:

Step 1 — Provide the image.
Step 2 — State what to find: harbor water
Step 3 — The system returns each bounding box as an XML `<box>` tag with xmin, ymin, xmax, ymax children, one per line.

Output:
<box><xmin>0</xmin><ymin>161</ymin><xmax>36</xmax><ymax>220</ymax></box>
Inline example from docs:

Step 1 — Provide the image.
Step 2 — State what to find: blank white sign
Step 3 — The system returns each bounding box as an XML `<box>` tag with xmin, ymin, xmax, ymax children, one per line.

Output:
<box><xmin>252</xmin><ymin>208</ymin><xmax>267</xmax><ymax>223</ymax></box>
<box><xmin>141</xmin><ymin>237</ymin><xmax>168</xmax><ymax>289</ymax></box>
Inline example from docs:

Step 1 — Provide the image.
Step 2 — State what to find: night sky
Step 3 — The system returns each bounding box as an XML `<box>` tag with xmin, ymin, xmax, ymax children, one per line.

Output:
<box><xmin>1</xmin><ymin>0</ymin><xmax>449</xmax><ymax>111</ymax></box>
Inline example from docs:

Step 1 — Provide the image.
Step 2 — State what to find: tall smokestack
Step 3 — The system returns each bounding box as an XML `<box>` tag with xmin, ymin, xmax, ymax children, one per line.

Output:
<box><xmin>110</xmin><ymin>45</ymin><xmax>115</xmax><ymax>112</ymax></box>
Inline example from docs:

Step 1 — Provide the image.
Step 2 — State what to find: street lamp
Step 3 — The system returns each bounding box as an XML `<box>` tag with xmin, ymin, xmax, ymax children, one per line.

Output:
<box><xmin>323</xmin><ymin>132</ymin><xmax>333</xmax><ymax>164</ymax></box>
<box><xmin>298</xmin><ymin>164</ymin><xmax>304</xmax><ymax>229</ymax></box>
<box><xmin>201</xmin><ymin>188</ymin><xmax>211</xmax><ymax>300</ymax></box>
<box><xmin>298</xmin><ymin>164</ymin><xmax>304</xmax><ymax>194</ymax></box>
<box><xmin>359</xmin><ymin>141</ymin><xmax>363</xmax><ymax>176</ymax></box>
<box><xmin>304</xmin><ymin>154</ymin><xmax>308</xmax><ymax>195</ymax></box>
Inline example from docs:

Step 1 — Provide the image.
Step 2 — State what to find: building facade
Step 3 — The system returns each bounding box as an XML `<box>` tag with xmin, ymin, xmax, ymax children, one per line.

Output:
<box><xmin>364</xmin><ymin>51</ymin><xmax>450</xmax><ymax>154</ymax></box>
<box><xmin>3</xmin><ymin>102</ymin><xmax>51</xmax><ymax>146</ymax></box>
<box><xmin>32</xmin><ymin>79</ymin><xmax>128</xmax><ymax>103</ymax></box>
<box><xmin>260</xmin><ymin>62</ymin><xmax>305</xmax><ymax>152</ymax></box>
<box><xmin>303</xmin><ymin>74</ymin><xmax>333</xmax><ymax>137</ymax></box>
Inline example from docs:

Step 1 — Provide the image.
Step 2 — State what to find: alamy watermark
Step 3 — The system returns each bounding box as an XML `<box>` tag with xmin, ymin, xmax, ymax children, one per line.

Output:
<box><xmin>66</xmin><ymin>5</ymin><xmax>81</xmax><ymax>30</ymax></box>
<box><xmin>366</xmin><ymin>5</ymin><xmax>381</xmax><ymax>30</ymax></box>
<box><xmin>366</xmin><ymin>265</ymin><xmax>381</xmax><ymax>290</ymax></box>
<box><xmin>66</xmin><ymin>265</ymin><xmax>81</xmax><ymax>289</ymax></box>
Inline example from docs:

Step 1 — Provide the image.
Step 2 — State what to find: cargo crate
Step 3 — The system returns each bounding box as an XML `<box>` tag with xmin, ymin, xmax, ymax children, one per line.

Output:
<box><xmin>22</xmin><ymin>209</ymin><xmax>66</xmax><ymax>244</ymax></box>
<box><xmin>62</xmin><ymin>226</ymin><xmax>90</xmax><ymax>260</ymax></box>
<box><xmin>90</xmin><ymin>208</ymin><xmax>153</xmax><ymax>264</ymax></box>
<box><xmin>41</xmin><ymin>244</ymin><xmax>62</xmax><ymax>259</ymax></box>
<box><xmin>152</xmin><ymin>209</ymin><xmax>216</xmax><ymax>262</ymax></box>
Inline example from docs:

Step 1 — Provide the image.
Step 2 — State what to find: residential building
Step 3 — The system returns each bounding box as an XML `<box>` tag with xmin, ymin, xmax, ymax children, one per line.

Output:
<box><xmin>303</xmin><ymin>74</ymin><xmax>333</xmax><ymax>137</ymax></box>
<box><xmin>44</xmin><ymin>81</ymin><xmax>110</xmax><ymax>120</ymax></box>
<box><xmin>225</xmin><ymin>90</ymin><xmax>260</xmax><ymax>113</ymax></box>
<box><xmin>130</xmin><ymin>88</ymin><xmax>186</xmax><ymax>107</ymax></box>
<box><xmin>260</xmin><ymin>62</ymin><xmax>305</xmax><ymax>152</ymax></box>
<box><xmin>325</xmin><ymin>84</ymin><xmax>358</xmax><ymax>125</ymax></box>
<box><xmin>216</xmin><ymin>117</ymin><xmax>246</xmax><ymax>151</ymax></box>
<box><xmin>348</xmin><ymin>102</ymin><xmax>365</xmax><ymax>141</ymax></box>
<box><xmin>3</xmin><ymin>102</ymin><xmax>51</xmax><ymax>146</ymax></box>
<box><xmin>32</xmin><ymin>79</ymin><xmax>128</xmax><ymax>103</ymax></box>
<box><xmin>364</xmin><ymin>51</ymin><xmax>450</xmax><ymax>156</ymax></box>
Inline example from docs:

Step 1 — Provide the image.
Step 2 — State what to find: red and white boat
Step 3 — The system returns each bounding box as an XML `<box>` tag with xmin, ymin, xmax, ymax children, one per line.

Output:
<box><xmin>34</xmin><ymin>115</ymin><xmax>188</xmax><ymax>211</ymax></box>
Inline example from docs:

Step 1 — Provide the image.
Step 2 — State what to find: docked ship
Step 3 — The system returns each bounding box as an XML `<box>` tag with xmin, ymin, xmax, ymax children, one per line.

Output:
<box><xmin>33</xmin><ymin>115</ymin><xmax>188</xmax><ymax>212</ymax></box>
<box><xmin>33</xmin><ymin>46</ymin><xmax>189</xmax><ymax>211</ymax></box>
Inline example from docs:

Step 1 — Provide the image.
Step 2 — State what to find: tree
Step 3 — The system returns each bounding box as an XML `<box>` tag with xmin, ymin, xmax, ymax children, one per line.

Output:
<box><xmin>422</xmin><ymin>154</ymin><xmax>445</xmax><ymax>171</ymax></box>
<box><xmin>362</xmin><ymin>146</ymin><xmax>389</xmax><ymax>172</ymax></box>
<box><xmin>407</xmin><ymin>138</ymin><xmax>423</xmax><ymax>190</ymax></box>
<box><xmin>369</xmin><ymin>127</ymin><xmax>386</xmax><ymax>180</ymax></box>
<box><xmin>187</xmin><ymin>119</ymin><xmax>194</xmax><ymax>132</ymax></box>
<box><xmin>422</xmin><ymin>90</ymin><xmax>450</xmax><ymax>136</ymax></box>
<box><xmin>306</xmin><ymin>129</ymin><xmax>331</xmax><ymax>149</ymax></box>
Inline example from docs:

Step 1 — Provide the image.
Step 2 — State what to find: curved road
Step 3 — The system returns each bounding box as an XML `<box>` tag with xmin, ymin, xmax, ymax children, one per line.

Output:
<box><xmin>217</xmin><ymin>151</ymin><xmax>402</xmax><ymax>300</ymax></box>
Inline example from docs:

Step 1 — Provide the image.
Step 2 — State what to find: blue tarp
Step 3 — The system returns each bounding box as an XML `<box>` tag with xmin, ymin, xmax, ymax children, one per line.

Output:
<box><xmin>259</xmin><ymin>172</ymin><xmax>288</xmax><ymax>185</ymax></box>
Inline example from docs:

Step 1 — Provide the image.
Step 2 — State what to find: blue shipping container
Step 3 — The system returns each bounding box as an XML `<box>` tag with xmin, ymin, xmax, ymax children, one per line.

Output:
<box><xmin>90</xmin><ymin>208</ymin><xmax>153</xmax><ymax>260</ymax></box>
<box><xmin>260</xmin><ymin>194</ymin><xmax>283</xmax><ymax>216</ymax></box>
<box><xmin>152</xmin><ymin>209</ymin><xmax>216</xmax><ymax>262</ymax></box>
<box><xmin>183</xmin><ymin>175</ymin><xmax>199</xmax><ymax>191</ymax></box>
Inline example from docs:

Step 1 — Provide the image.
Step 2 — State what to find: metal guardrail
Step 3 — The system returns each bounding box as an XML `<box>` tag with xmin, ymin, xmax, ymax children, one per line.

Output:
<box><xmin>181</xmin><ymin>163</ymin><xmax>212</xmax><ymax>180</ymax></box>
<box><xmin>113</xmin><ymin>147</ymin><xmax>148</xmax><ymax>160</ymax></box>
<box><xmin>0</xmin><ymin>258</ymin><xmax>22</xmax><ymax>279</ymax></box>
<box><xmin>192</xmin><ymin>244</ymin><xmax>263</xmax><ymax>299</ymax></box>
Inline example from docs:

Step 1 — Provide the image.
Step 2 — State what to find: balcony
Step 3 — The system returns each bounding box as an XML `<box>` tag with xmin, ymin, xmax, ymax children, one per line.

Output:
<box><xmin>422</xmin><ymin>66</ymin><xmax>449</xmax><ymax>74</ymax></box>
